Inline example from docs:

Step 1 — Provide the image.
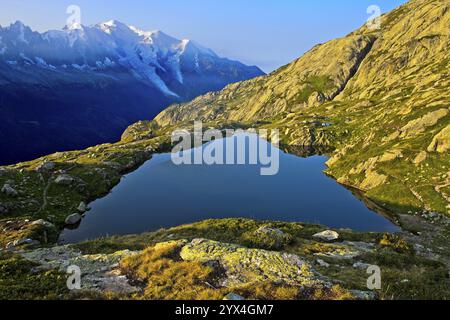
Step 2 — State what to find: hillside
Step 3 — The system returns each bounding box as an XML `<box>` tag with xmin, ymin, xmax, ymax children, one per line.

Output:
<box><xmin>155</xmin><ymin>0</ymin><xmax>450</xmax><ymax>217</ymax></box>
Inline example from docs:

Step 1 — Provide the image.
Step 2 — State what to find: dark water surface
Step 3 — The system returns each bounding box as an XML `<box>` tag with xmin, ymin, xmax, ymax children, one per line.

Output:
<box><xmin>60</xmin><ymin>135</ymin><xmax>399</xmax><ymax>243</ymax></box>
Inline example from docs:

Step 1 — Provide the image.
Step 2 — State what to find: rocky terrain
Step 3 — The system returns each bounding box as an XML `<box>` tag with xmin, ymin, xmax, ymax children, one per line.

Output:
<box><xmin>2</xmin><ymin>219</ymin><xmax>448</xmax><ymax>300</ymax></box>
<box><xmin>0</xmin><ymin>0</ymin><xmax>449</xmax><ymax>300</ymax></box>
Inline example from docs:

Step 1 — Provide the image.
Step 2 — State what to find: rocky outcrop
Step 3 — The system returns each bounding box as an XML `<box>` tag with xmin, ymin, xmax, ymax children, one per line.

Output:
<box><xmin>35</xmin><ymin>161</ymin><xmax>56</xmax><ymax>171</ymax></box>
<box><xmin>428</xmin><ymin>125</ymin><xmax>450</xmax><ymax>153</ymax></box>
<box><xmin>180</xmin><ymin>239</ymin><xmax>321</xmax><ymax>287</ymax></box>
<box><xmin>54</xmin><ymin>174</ymin><xmax>75</xmax><ymax>185</ymax></box>
<box><xmin>244</xmin><ymin>225</ymin><xmax>293</xmax><ymax>250</ymax></box>
<box><xmin>77</xmin><ymin>202</ymin><xmax>88</xmax><ymax>213</ymax></box>
<box><xmin>313</xmin><ymin>230</ymin><xmax>340</xmax><ymax>242</ymax></box>
<box><xmin>19</xmin><ymin>246</ymin><xmax>140</xmax><ymax>294</ymax></box>
<box><xmin>65</xmin><ymin>213</ymin><xmax>82</xmax><ymax>225</ymax></box>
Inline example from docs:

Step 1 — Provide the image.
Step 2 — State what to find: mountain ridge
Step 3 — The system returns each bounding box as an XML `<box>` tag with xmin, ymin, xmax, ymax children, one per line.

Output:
<box><xmin>154</xmin><ymin>0</ymin><xmax>450</xmax><ymax>217</ymax></box>
<box><xmin>0</xmin><ymin>19</ymin><xmax>264</xmax><ymax>165</ymax></box>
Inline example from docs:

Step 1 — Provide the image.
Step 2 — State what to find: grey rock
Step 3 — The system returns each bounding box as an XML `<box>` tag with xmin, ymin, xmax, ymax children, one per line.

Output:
<box><xmin>77</xmin><ymin>202</ymin><xmax>89</xmax><ymax>213</ymax></box>
<box><xmin>352</xmin><ymin>262</ymin><xmax>372</xmax><ymax>270</ymax></box>
<box><xmin>7</xmin><ymin>238</ymin><xmax>40</xmax><ymax>250</ymax></box>
<box><xmin>36</xmin><ymin>161</ymin><xmax>55</xmax><ymax>171</ymax></box>
<box><xmin>1</xmin><ymin>184</ymin><xmax>18</xmax><ymax>197</ymax></box>
<box><xmin>20</xmin><ymin>246</ymin><xmax>140</xmax><ymax>294</ymax></box>
<box><xmin>313</xmin><ymin>230</ymin><xmax>339</xmax><ymax>241</ymax></box>
<box><xmin>65</xmin><ymin>213</ymin><xmax>82</xmax><ymax>225</ymax></box>
<box><xmin>223</xmin><ymin>293</ymin><xmax>245</xmax><ymax>301</ymax></box>
<box><xmin>0</xmin><ymin>203</ymin><xmax>8</xmax><ymax>215</ymax></box>
<box><xmin>254</xmin><ymin>225</ymin><xmax>292</xmax><ymax>249</ymax></box>
<box><xmin>316</xmin><ymin>259</ymin><xmax>330</xmax><ymax>268</ymax></box>
<box><xmin>31</xmin><ymin>219</ymin><xmax>55</xmax><ymax>228</ymax></box>
<box><xmin>350</xmin><ymin>290</ymin><xmax>377</xmax><ymax>300</ymax></box>
<box><xmin>55</xmin><ymin>174</ymin><xmax>75</xmax><ymax>185</ymax></box>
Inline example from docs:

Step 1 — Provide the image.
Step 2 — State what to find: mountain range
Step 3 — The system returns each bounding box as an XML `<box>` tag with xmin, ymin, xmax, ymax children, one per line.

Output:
<box><xmin>0</xmin><ymin>20</ymin><xmax>263</xmax><ymax>164</ymax></box>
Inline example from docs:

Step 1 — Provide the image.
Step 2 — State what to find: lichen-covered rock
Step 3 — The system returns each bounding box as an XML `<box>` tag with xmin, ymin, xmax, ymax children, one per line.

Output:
<box><xmin>350</xmin><ymin>290</ymin><xmax>377</xmax><ymax>300</ymax></box>
<box><xmin>398</xmin><ymin>109</ymin><xmax>448</xmax><ymax>139</ymax></box>
<box><xmin>427</xmin><ymin>125</ymin><xmax>450</xmax><ymax>153</ymax></box>
<box><xmin>413</xmin><ymin>151</ymin><xmax>427</xmax><ymax>165</ymax></box>
<box><xmin>379</xmin><ymin>149</ymin><xmax>403</xmax><ymax>162</ymax></box>
<box><xmin>20</xmin><ymin>245</ymin><xmax>140</xmax><ymax>294</ymax></box>
<box><xmin>180</xmin><ymin>239</ymin><xmax>321</xmax><ymax>287</ymax></box>
<box><xmin>243</xmin><ymin>225</ymin><xmax>292</xmax><ymax>250</ymax></box>
<box><xmin>360</xmin><ymin>170</ymin><xmax>388</xmax><ymax>190</ymax></box>
<box><xmin>313</xmin><ymin>230</ymin><xmax>339</xmax><ymax>242</ymax></box>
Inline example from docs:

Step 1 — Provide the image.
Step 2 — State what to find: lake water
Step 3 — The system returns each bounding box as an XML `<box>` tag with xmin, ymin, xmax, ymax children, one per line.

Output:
<box><xmin>60</xmin><ymin>134</ymin><xmax>399</xmax><ymax>243</ymax></box>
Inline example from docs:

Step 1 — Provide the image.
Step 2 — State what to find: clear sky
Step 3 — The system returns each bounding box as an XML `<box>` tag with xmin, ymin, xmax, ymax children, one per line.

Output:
<box><xmin>0</xmin><ymin>0</ymin><xmax>407</xmax><ymax>72</ymax></box>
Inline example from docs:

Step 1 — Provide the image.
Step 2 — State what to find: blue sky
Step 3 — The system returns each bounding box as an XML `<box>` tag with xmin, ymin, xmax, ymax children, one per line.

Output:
<box><xmin>0</xmin><ymin>0</ymin><xmax>407</xmax><ymax>72</ymax></box>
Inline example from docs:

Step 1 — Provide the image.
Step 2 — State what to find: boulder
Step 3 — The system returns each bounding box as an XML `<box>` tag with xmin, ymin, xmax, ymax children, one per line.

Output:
<box><xmin>313</xmin><ymin>230</ymin><xmax>340</xmax><ymax>242</ymax></box>
<box><xmin>360</xmin><ymin>170</ymin><xmax>388</xmax><ymax>190</ymax></box>
<box><xmin>352</xmin><ymin>262</ymin><xmax>372</xmax><ymax>270</ymax></box>
<box><xmin>6</xmin><ymin>238</ymin><xmax>40</xmax><ymax>250</ymax></box>
<box><xmin>65</xmin><ymin>213</ymin><xmax>82</xmax><ymax>225</ymax></box>
<box><xmin>247</xmin><ymin>225</ymin><xmax>293</xmax><ymax>249</ymax></box>
<box><xmin>308</xmin><ymin>91</ymin><xmax>326</xmax><ymax>107</ymax></box>
<box><xmin>77</xmin><ymin>201</ymin><xmax>89</xmax><ymax>213</ymax></box>
<box><xmin>223</xmin><ymin>293</ymin><xmax>245</xmax><ymax>301</ymax></box>
<box><xmin>413</xmin><ymin>151</ymin><xmax>427</xmax><ymax>165</ymax></box>
<box><xmin>55</xmin><ymin>174</ymin><xmax>74</xmax><ymax>185</ymax></box>
<box><xmin>1</xmin><ymin>184</ymin><xmax>18</xmax><ymax>197</ymax></box>
<box><xmin>36</xmin><ymin>161</ymin><xmax>56</xmax><ymax>171</ymax></box>
<box><xmin>316</xmin><ymin>259</ymin><xmax>330</xmax><ymax>268</ymax></box>
<box><xmin>180</xmin><ymin>239</ymin><xmax>320</xmax><ymax>287</ymax></box>
<box><xmin>0</xmin><ymin>203</ymin><xmax>8</xmax><ymax>215</ymax></box>
<box><xmin>350</xmin><ymin>290</ymin><xmax>377</xmax><ymax>300</ymax></box>
<box><xmin>31</xmin><ymin>219</ymin><xmax>55</xmax><ymax>228</ymax></box>
<box><xmin>427</xmin><ymin>125</ymin><xmax>450</xmax><ymax>153</ymax></box>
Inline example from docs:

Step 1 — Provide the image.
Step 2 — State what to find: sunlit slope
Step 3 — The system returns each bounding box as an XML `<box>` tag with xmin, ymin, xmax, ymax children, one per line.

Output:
<box><xmin>155</xmin><ymin>0</ymin><xmax>450</xmax><ymax>215</ymax></box>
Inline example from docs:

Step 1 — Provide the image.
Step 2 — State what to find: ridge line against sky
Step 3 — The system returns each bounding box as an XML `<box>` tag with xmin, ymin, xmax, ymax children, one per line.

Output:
<box><xmin>0</xmin><ymin>0</ymin><xmax>407</xmax><ymax>72</ymax></box>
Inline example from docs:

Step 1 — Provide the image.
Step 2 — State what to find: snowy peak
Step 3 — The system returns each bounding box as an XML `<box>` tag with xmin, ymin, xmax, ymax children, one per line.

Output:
<box><xmin>0</xmin><ymin>20</ymin><xmax>264</xmax><ymax>97</ymax></box>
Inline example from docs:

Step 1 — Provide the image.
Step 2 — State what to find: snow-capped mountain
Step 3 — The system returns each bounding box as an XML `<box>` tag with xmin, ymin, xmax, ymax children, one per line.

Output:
<box><xmin>0</xmin><ymin>20</ymin><xmax>264</xmax><ymax>165</ymax></box>
<box><xmin>0</xmin><ymin>20</ymin><xmax>263</xmax><ymax>97</ymax></box>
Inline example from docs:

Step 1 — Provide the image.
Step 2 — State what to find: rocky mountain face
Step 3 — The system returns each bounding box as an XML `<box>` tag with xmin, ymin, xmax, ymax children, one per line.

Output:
<box><xmin>155</xmin><ymin>0</ymin><xmax>450</xmax><ymax>216</ymax></box>
<box><xmin>0</xmin><ymin>20</ymin><xmax>263</xmax><ymax>165</ymax></box>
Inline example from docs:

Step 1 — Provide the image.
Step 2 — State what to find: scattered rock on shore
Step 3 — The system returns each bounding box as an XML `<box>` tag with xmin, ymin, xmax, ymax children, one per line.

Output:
<box><xmin>313</xmin><ymin>230</ymin><xmax>340</xmax><ymax>242</ymax></box>
<box><xmin>77</xmin><ymin>202</ymin><xmax>89</xmax><ymax>213</ymax></box>
<box><xmin>65</xmin><ymin>213</ymin><xmax>82</xmax><ymax>225</ymax></box>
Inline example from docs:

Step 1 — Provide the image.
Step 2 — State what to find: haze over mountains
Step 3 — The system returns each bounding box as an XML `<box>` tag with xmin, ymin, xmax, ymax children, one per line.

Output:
<box><xmin>0</xmin><ymin>20</ymin><xmax>263</xmax><ymax>164</ymax></box>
